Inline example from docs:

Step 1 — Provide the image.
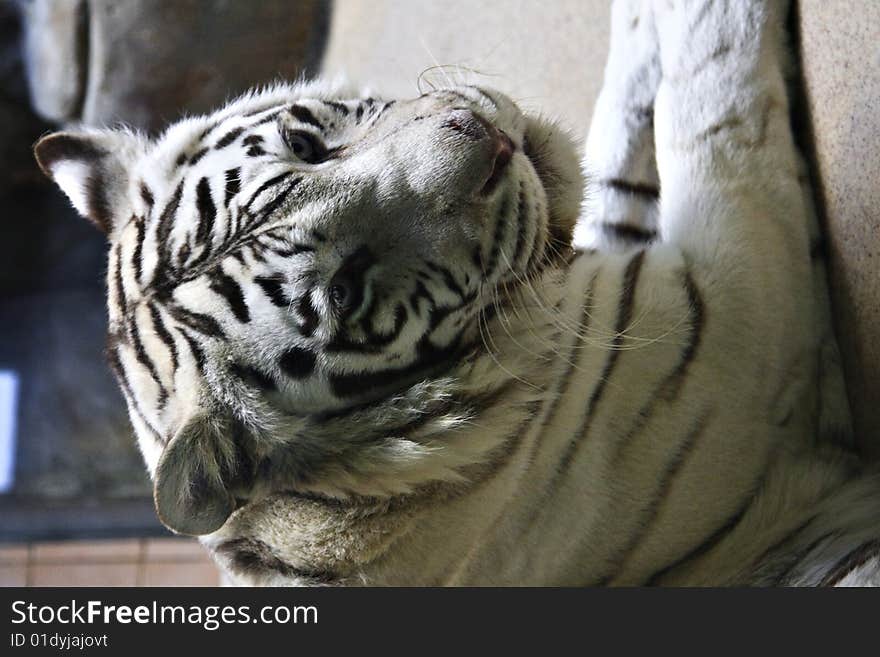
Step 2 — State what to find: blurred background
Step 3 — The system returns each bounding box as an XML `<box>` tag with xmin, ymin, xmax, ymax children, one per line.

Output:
<box><xmin>0</xmin><ymin>0</ymin><xmax>877</xmax><ymax>586</ymax></box>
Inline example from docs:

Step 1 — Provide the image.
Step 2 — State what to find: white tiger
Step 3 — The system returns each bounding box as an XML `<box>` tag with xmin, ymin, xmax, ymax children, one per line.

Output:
<box><xmin>35</xmin><ymin>0</ymin><xmax>880</xmax><ymax>585</ymax></box>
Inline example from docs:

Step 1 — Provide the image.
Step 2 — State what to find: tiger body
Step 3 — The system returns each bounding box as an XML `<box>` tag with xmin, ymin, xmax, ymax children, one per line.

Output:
<box><xmin>36</xmin><ymin>0</ymin><xmax>880</xmax><ymax>585</ymax></box>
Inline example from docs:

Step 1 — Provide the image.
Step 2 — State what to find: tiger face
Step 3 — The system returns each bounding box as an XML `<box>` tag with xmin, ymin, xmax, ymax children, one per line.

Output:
<box><xmin>35</xmin><ymin>79</ymin><xmax>582</xmax><ymax>536</ymax></box>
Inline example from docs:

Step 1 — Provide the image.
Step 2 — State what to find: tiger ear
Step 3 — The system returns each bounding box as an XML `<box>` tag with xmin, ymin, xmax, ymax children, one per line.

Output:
<box><xmin>33</xmin><ymin>130</ymin><xmax>145</xmax><ymax>235</ymax></box>
<box><xmin>153</xmin><ymin>414</ymin><xmax>249</xmax><ymax>537</ymax></box>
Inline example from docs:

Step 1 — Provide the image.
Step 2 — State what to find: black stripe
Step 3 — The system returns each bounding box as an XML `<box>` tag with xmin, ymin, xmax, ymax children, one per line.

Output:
<box><xmin>369</xmin><ymin>101</ymin><xmax>395</xmax><ymax>124</ymax></box>
<box><xmin>556</xmin><ymin>251</ymin><xmax>645</xmax><ymax>476</ymax></box>
<box><xmin>248</xmin><ymin>242</ymin><xmax>267</xmax><ymax>263</ymax></box>
<box><xmin>176</xmin><ymin>240</ymin><xmax>192</xmax><ymax>269</ymax></box>
<box><xmin>597</xmin><ymin>222</ymin><xmax>658</xmax><ymax>244</ymax></box>
<box><xmin>424</xmin><ymin>261</ymin><xmax>465</xmax><ymax>300</ymax></box>
<box><xmin>132</xmin><ymin>218</ymin><xmax>146</xmax><ymax>284</ymax></box>
<box><xmin>247</xmin><ymin>145</ymin><xmax>266</xmax><ymax>157</ymax></box>
<box><xmin>112</xmin><ymin>243</ymin><xmax>127</xmax><ymax>312</ymax></box>
<box><xmin>229</xmin><ymin>363</ymin><xmax>275</xmax><ymax>391</ymax></box>
<box><xmin>209</xmin><ymin>271</ymin><xmax>251</xmax><ymax>323</ymax></box>
<box><xmin>244</xmin><ymin>171</ymin><xmax>294</xmax><ymax>212</ymax></box>
<box><xmin>252</xmin><ymin>177</ymin><xmax>302</xmax><ymax>224</ymax></box>
<box><xmin>524</xmin><ymin>202</ymin><xmax>546</xmax><ymax>275</ymax></box>
<box><xmin>598</xmin><ymin>411</ymin><xmax>711</xmax><ymax>585</ymax></box>
<box><xmin>168</xmin><ymin>304</ymin><xmax>227</xmax><ymax>339</ymax></box>
<box><xmin>244</xmin><ymin>103</ymin><xmax>285</xmax><ymax>118</ymax></box>
<box><xmin>511</xmin><ymin>184</ymin><xmax>529</xmax><ymax>268</ymax></box>
<box><xmin>254</xmin><ymin>276</ymin><xmax>289</xmax><ymax>308</ymax></box>
<box><xmin>322</xmin><ymin>100</ymin><xmax>350</xmax><ymax>115</ymax></box>
<box><xmin>224</xmin><ymin>168</ymin><xmax>241</xmax><ymax>207</ymax></box>
<box><xmin>152</xmin><ymin>181</ymin><xmax>185</xmax><ymax>291</ymax></box>
<box><xmin>148</xmin><ymin>303</ymin><xmax>179</xmax><ymax>370</ymax></box>
<box><xmin>408</xmin><ymin>280</ymin><xmax>435</xmax><ymax>317</ymax></box>
<box><xmin>296</xmin><ymin>293</ymin><xmax>320</xmax><ymax>337</ymax></box>
<box><xmin>328</xmin><ymin>340</ymin><xmax>459</xmax><ymax>398</ymax></box>
<box><xmin>290</xmin><ymin>104</ymin><xmax>323</xmax><ymax>130</ymax></box>
<box><xmin>126</xmin><ymin>311</ymin><xmax>168</xmax><ymax>407</ymax></box>
<box><xmin>106</xmin><ymin>340</ymin><xmax>166</xmax><ymax>444</ymax></box>
<box><xmin>535</xmin><ymin>269</ymin><xmax>599</xmax><ymax>443</ymax></box>
<box><xmin>189</xmin><ymin>147</ymin><xmax>209</xmax><ymax>166</ymax></box>
<box><xmin>249</xmin><ymin>108</ymin><xmax>284</xmax><ymax>126</ymax></box>
<box><xmin>482</xmin><ymin>191</ymin><xmax>514</xmax><ymax>279</ymax></box>
<box><xmin>243</xmin><ymin>135</ymin><xmax>264</xmax><ymax>146</ymax></box>
<box><xmin>272</xmin><ymin>244</ymin><xmax>314</xmax><ymax>257</ymax></box>
<box><xmin>427</xmin><ymin>296</ymin><xmax>465</xmax><ymax>332</ymax></box>
<box><xmin>518</xmin><ymin>268</ymin><xmax>596</xmax><ymax>510</ymax></box>
<box><xmin>195</xmin><ymin>177</ymin><xmax>216</xmax><ymax>245</ymax></box>
<box><xmin>196</xmin><ymin>123</ymin><xmax>217</xmax><ymax>142</ymax></box>
<box><xmin>215</xmin><ymin>127</ymin><xmax>244</xmax><ymax>149</ymax></box>
<box><xmin>608</xmin><ymin>268</ymin><xmax>706</xmax><ymax>468</ymax></box>
<box><xmin>471</xmin><ymin>246</ymin><xmax>484</xmax><ymax>273</ymax></box>
<box><xmin>642</xmin><ymin>441</ymin><xmax>783</xmax><ymax>585</ymax></box>
<box><xmin>663</xmin><ymin>270</ymin><xmax>705</xmax><ymax>399</ymax></box>
<box><xmin>279</xmin><ymin>347</ymin><xmax>316</xmax><ymax>379</ymax></box>
<box><xmin>139</xmin><ymin>183</ymin><xmax>154</xmax><ymax>209</ymax></box>
<box><xmin>177</xmin><ymin>328</ymin><xmax>207</xmax><ymax>372</ymax></box>
<box><xmin>644</xmin><ymin>500</ymin><xmax>751</xmax><ymax>585</ymax></box>
<box><xmin>601</xmin><ymin>177</ymin><xmax>660</xmax><ymax>199</ymax></box>
<box><xmin>326</xmin><ymin>302</ymin><xmax>408</xmax><ymax>354</ymax></box>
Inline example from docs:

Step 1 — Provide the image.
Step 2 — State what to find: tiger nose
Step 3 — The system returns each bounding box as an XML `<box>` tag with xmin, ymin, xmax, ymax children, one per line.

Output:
<box><xmin>328</xmin><ymin>246</ymin><xmax>374</xmax><ymax>320</ymax></box>
<box><xmin>441</xmin><ymin>109</ymin><xmax>514</xmax><ymax>196</ymax></box>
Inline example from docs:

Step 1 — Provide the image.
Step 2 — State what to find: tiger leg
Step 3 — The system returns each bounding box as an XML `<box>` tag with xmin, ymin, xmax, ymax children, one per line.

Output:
<box><xmin>575</xmin><ymin>0</ymin><xmax>661</xmax><ymax>251</ymax></box>
<box><xmin>629</xmin><ymin>0</ymin><xmax>847</xmax><ymax>584</ymax></box>
<box><xmin>651</xmin><ymin>0</ymin><xmax>820</xmax><ymax>367</ymax></box>
<box><xmin>652</xmin><ymin>0</ymin><xmax>851</xmax><ymax>442</ymax></box>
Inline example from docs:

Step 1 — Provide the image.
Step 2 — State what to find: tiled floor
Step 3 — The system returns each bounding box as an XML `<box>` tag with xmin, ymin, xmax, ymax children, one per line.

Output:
<box><xmin>0</xmin><ymin>538</ymin><xmax>221</xmax><ymax>586</ymax></box>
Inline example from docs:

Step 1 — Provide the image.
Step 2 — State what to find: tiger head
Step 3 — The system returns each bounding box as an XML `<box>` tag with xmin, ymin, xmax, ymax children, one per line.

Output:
<box><xmin>35</xmin><ymin>79</ymin><xmax>582</xmax><ymax>538</ymax></box>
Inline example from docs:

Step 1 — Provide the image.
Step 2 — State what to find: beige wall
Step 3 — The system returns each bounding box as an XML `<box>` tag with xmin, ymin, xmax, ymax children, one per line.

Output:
<box><xmin>321</xmin><ymin>0</ymin><xmax>611</xmax><ymax>142</ymax></box>
<box><xmin>798</xmin><ymin>1</ymin><xmax>880</xmax><ymax>458</ymax></box>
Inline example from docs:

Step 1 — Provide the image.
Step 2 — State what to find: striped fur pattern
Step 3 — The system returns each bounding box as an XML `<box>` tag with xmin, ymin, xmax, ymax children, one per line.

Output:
<box><xmin>36</xmin><ymin>0</ymin><xmax>879</xmax><ymax>585</ymax></box>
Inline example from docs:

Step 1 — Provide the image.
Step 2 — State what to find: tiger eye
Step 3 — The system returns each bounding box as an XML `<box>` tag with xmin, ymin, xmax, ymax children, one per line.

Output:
<box><xmin>281</xmin><ymin>128</ymin><xmax>326</xmax><ymax>164</ymax></box>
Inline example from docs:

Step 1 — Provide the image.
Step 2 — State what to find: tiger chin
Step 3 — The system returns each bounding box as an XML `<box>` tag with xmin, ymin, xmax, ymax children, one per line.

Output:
<box><xmin>36</xmin><ymin>0</ymin><xmax>880</xmax><ymax>586</ymax></box>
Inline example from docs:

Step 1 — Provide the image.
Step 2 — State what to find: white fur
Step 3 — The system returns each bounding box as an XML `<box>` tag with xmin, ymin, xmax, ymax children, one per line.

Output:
<box><xmin>49</xmin><ymin>160</ymin><xmax>93</xmax><ymax>218</ymax></box>
<box><xmin>39</xmin><ymin>0</ymin><xmax>879</xmax><ymax>585</ymax></box>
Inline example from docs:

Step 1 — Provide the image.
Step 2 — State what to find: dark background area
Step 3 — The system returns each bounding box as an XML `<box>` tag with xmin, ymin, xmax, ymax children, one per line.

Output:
<box><xmin>0</xmin><ymin>3</ymin><xmax>156</xmax><ymax>540</ymax></box>
<box><xmin>0</xmin><ymin>0</ymin><xmax>330</xmax><ymax>541</ymax></box>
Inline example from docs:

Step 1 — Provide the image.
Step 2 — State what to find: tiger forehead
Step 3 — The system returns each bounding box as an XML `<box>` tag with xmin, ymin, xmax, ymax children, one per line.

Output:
<box><xmin>152</xmin><ymin>96</ymin><xmax>382</xmax><ymax>171</ymax></box>
<box><xmin>123</xmin><ymin>97</ymin><xmax>390</xmax><ymax>295</ymax></box>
